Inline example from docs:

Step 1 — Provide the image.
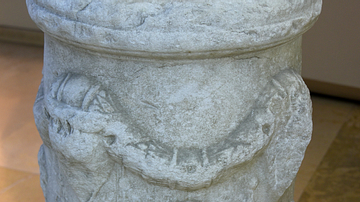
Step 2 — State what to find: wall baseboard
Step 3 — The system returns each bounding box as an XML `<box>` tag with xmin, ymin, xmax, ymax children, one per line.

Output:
<box><xmin>304</xmin><ymin>78</ymin><xmax>360</xmax><ymax>101</ymax></box>
<box><xmin>0</xmin><ymin>26</ymin><xmax>43</xmax><ymax>46</ymax></box>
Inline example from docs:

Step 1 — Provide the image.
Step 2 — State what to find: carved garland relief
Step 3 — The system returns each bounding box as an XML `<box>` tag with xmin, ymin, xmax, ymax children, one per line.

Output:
<box><xmin>34</xmin><ymin>68</ymin><xmax>311</xmax><ymax>193</ymax></box>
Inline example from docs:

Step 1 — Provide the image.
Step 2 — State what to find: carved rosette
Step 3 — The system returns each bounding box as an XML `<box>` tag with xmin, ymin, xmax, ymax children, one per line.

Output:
<box><xmin>29</xmin><ymin>0</ymin><xmax>321</xmax><ymax>201</ymax></box>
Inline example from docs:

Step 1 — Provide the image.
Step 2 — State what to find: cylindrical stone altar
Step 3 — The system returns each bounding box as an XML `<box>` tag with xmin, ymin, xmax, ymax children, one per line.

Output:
<box><xmin>28</xmin><ymin>0</ymin><xmax>321</xmax><ymax>201</ymax></box>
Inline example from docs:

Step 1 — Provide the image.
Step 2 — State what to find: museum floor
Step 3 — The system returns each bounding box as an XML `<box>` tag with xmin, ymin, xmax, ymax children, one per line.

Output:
<box><xmin>0</xmin><ymin>41</ymin><xmax>359</xmax><ymax>202</ymax></box>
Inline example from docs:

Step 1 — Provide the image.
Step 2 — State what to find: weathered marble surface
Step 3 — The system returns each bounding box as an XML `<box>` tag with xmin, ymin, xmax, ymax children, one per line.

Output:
<box><xmin>27</xmin><ymin>0</ymin><xmax>321</xmax><ymax>58</ymax></box>
<box><xmin>28</xmin><ymin>0</ymin><xmax>321</xmax><ymax>201</ymax></box>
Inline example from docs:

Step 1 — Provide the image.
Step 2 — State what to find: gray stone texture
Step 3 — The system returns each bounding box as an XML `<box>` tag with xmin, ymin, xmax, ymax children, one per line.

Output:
<box><xmin>28</xmin><ymin>0</ymin><xmax>321</xmax><ymax>201</ymax></box>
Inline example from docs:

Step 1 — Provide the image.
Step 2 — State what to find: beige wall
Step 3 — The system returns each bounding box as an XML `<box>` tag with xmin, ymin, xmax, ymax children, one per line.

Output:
<box><xmin>302</xmin><ymin>0</ymin><xmax>360</xmax><ymax>90</ymax></box>
<box><xmin>0</xmin><ymin>0</ymin><xmax>39</xmax><ymax>30</ymax></box>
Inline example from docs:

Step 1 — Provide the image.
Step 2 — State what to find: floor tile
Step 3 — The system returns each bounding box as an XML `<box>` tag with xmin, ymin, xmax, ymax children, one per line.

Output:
<box><xmin>0</xmin><ymin>174</ymin><xmax>45</xmax><ymax>202</ymax></box>
<box><xmin>0</xmin><ymin>121</ymin><xmax>42</xmax><ymax>174</ymax></box>
<box><xmin>294</xmin><ymin>95</ymin><xmax>357</xmax><ymax>201</ymax></box>
<box><xmin>298</xmin><ymin>107</ymin><xmax>360</xmax><ymax>202</ymax></box>
<box><xmin>0</xmin><ymin>42</ymin><xmax>43</xmax><ymax>174</ymax></box>
<box><xmin>0</xmin><ymin>167</ymin><xmax>32</xmax><ymax>192</ymax></box>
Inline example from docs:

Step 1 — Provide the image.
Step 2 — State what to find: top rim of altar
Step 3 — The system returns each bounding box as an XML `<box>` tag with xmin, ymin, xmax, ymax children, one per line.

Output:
<box><xmin>27</xmin><ymin>0</ymin><xmax>322</xmax><ymax>59</ymax></box>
